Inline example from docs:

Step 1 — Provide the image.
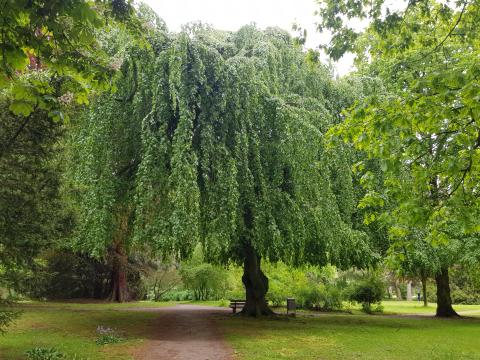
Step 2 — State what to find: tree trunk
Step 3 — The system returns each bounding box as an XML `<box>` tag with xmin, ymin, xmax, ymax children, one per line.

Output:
<box><xmin>435</xmin><ymin>268</ymin><xmax>458</xmax><ymax>317</ymax></box>
<box><xmin>406</xmin><ymin>281</ymin><xmax>412</xmax><ymax>301</ymax></box>
<box><xmin>240</xmin><ymin>244</ymin><xmax>274</xmax><ymax>316</ymax></box>
<box><xmin>395</xmin><ymin>280</ymin><xmax>403</xmax><ymax>300</ymax></box>
<box><xmin>110</xmin><ymin>242</ymin><xmax>129</xmax><ymax>302</ymax></box>
<box><xmin>421</xmin><ymin>275</ymin><xmax>428</xmax><ymax>307</ymax></box>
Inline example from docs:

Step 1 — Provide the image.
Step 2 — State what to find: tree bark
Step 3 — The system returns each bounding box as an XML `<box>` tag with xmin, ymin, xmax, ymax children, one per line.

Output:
<box><xmin>406</xmin><ymin>280</ymin><xmax>412</xmax><ymax>301</ymax></box>
<box><xmin>435</xmin><ymin>268</ymin><xmax>458</xmax><ymax>317</ymax></box>
<box><xmin>421</xmin><ymin>275</ymin><xmax>428</xmax><ymax>307</ymax></box>
<box><xmin>395</xmin><ymin>279</ymin><xmax>403</xmax><ymax>300</ymax></box>
<box><xmin>110</xmin><ymin>242</ymin><xmax>129</xmax><ymax>302</ymax></box>
<box><xmin>239</xmin><ymin>244</ymin><xmax>274</xmax><ymax>316</ymax></box>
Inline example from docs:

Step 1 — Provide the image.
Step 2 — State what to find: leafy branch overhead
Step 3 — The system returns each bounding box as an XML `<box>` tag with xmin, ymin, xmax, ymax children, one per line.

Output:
<box><xmin>0</xmin><ymin>0</ymin><xmax>140</xmax><ymax>119</ymax></box>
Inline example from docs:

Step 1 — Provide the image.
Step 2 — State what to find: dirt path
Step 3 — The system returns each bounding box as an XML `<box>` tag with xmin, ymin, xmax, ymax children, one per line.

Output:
<box><xmin>131</xmin><ymin>304</ymin><xmax>233</xmax><ymax>360</ymax></box>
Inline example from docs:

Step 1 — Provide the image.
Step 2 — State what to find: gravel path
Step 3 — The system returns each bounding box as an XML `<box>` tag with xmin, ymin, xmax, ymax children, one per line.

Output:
<box><xmin>131</xmin><ymin>304</ymin><xmax>233</xmax><ymax>360</ymax></box>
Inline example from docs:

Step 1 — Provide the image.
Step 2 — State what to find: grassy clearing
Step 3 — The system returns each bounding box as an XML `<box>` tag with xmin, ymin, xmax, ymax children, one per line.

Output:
<box><xmin>2</xmin><ymin>300</ymin><xmax>480</xmax><ymax>359</ymax></box>
<box><xmin>380</xmin><ymin>300</ymin><xmax>480</xmax><ymax>315</ymax></box>
<box><xmin>0</xmin><ymin>301</ymin><xmax>170</xmax><ymax>359</ymax></box>
<box><xmin>220</xmin><ymin>313</ymin><xmax>480</xmax><ymax>360</ymax></box>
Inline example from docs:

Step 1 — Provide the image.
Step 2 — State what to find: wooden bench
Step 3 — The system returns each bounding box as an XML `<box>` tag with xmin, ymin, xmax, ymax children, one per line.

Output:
<box><xmin>229</xmin><ymin>299</ymin><xmax>246</xmax><ymax>313</ymax></box>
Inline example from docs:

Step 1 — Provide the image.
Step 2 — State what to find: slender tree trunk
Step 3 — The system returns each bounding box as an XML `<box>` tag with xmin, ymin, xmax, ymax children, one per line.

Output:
<box><xmin>110</xmin><ymin>242</ymin><xmax>129</xmax><ymax>302</ymax></box>
<box><xmin>435</xmin><ymin>268</ymin><xmax>458</xmax><ymax>317</ymax></box>
<box><xmin>406</xmin><ymin>280</ymin><xmax>412</xmax><ymax>301</ymax></box>
<box><xmin>421</xmin><ymin>275</ymin><xmax>428</xmax><ymax>307</ymax></box>
<box><xmin>395</xmin><ymin>279</ymin><xmax>403</xmax><ymax>300</ymax></box>
<box><xmin>240</xmin><ymin>244</ymin><xmax>274</xmax><ymax>316</ymax></box>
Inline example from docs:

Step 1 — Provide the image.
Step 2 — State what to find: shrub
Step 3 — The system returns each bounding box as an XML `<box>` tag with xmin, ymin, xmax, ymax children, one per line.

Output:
<box><xmin>297</xmin><ymin>284</ymin><xmax>343</xmax><ymax>311</ymax></box>
<box><xmin>346</xmin><ymin>276</ymin><xmax>384</xmax><ymax>313</ymax></box>
<box><xmin>159</xmin><ymin>289</ymin><xmax>192</xmax><ymax>301</ymax></box>
<box><xmin>25</xmin><ymin>347</ymin><xmax>64</xmax><ymax>360</ymax></box>
<box><xmin>268</xmin><ymin>280</ymin><xmax>289</xmax><ymax>307</ymax></box>
<box><xmin>218</xmin><ymin>299</ymin><xmax>229</xmax><ymax>307</ymax></box>
<box><xmin>451</xmin><ymin>288</ymin><xmax>480</xmax><ymax>305</ymax></box>
<box><xmin>0</xmin><ymin>300</ymin><xmax>21</xmax><ymax>333</ymax></box>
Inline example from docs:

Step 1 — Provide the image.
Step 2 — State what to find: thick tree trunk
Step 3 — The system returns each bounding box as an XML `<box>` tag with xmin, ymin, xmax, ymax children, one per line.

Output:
<box><xmin>240</xmin><ymin>244</ymin><xmax>274</xmax><ymax>316</ymax></box>
<box><xmin>435</xmin><ymin>268</ymin><xmax>458</xmax><ymax>317</ymax></box>
<box><xmin>110</xmin><ymin>242</ymin><xmax>129</xmax><ymax>302</ymax></box>
<box><xmin>421</xmin><ymin>275</ymin><xmax>428</xmax><ymax>307</ymax></box>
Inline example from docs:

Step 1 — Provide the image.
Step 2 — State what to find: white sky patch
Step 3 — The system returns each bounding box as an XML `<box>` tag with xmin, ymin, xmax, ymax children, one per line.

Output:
<box><xmin>142</xmin><ymin>0</ymin><xmax>356</xmax><ymax>76</ymax></box>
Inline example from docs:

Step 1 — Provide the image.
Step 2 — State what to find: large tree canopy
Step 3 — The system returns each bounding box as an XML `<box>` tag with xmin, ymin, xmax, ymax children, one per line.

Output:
<box><xmin>320</xmin><ymin>0</ymin><xmax>480</xmax><ymax>316</ymax></box>
<box><xmin>69</xmin><ymin>23</ymin><xmax>378</xmax><ymax>314</ymax></box>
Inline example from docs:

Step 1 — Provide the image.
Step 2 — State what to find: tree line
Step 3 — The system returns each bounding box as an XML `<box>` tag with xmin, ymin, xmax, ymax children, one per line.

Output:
<box><xmin>0</xmin><ymin>0</ymin><xmax>478</xmax><ymax>322</ymax></box>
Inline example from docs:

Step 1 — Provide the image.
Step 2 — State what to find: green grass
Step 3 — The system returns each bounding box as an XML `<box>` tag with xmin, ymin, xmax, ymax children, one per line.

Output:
<box><xmin>0</xmin><ymin>301</ymin><xmax>170</xmax><ymax>360</ymax></box>
<box><xmin>3</xmin><ymin>300</ymin><xmax>480</xmax><ymax>360</ymax></box>
<box><xmin>380</xmin><ymin>300</ymin><xmax>480</xmax><ymax>315</ymax></box>
<box><xmin>220</xmin><ymin>313</ymin><xmax>480</xmax><ymax>360</ymax></box>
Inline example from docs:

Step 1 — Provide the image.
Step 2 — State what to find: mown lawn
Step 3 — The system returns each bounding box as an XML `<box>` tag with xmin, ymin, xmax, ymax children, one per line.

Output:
<box><xmin>2</xmin><ymin>300</ymin><xmax>480</xmax><ymax>360</ymax></box>
<box><xmin>0</xmin><ymin>301</ymin><xmax>170</xmax><ymax>360</ymax></box>
<box><xmin>380</xmin><ymin>300</ymin><xmax>480</xmax><ymax>315</ymax></box>
<box><xmin>220</xmin><ymin>313</ymin><xmax>480</xmax><ymax>360</ymax></box>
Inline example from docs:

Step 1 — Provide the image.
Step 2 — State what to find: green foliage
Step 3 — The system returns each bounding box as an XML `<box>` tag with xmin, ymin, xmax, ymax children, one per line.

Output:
<box><xmin>297</xmin><ymin>284</ymin><xmax>343</xmax><ymax>311</ymax></box>
<box><xmin>0</xmin><ymin>96</ymin><xmax>68</xmax><ymax>273</ymax></box>
<box><xmin>95</xmin><ymin>334</ymin><xmax>123</xmax><ymax>346</ymax></box>
<box><xmin>322</xmin><ymin>1</ymin><xmax>480</xmax><ymax>312</ymax></box>
<box><xmin>326</xmin><ymin>0</ymin><xmax>480</xmax><ymax>244</ymax></box>
<box><xmin>0</xmin><ymin>0</ymin><xmax>140</xmax><ymax>119</ymax></box>
<box><xmin>0</xmin><ymin>307</ymin><xmax>21</xmax><ymax>334</ymax></box>
<box><xmin>346</xmin><ymin>274</ymin><xmax>385</xmax><ymax>313</ymax></box>
<box><xmin>95</xmin><ymin>325</ymin><xmax>124</xmax><ymax>345</ymax></box>
<box><xmin>25</xmin><ymin>347</ymin><xmax>64</xmax><ymax>360</ymax></box>
<box><xmin>180</xmin><ymin>246</ymin><xmax>228</xmax><ymax>300</ymax></box>
<box><xmin>144</xmin><ymin>263</ymin><xmax>182</xmax><ymax>301</ymax></box>
<box><xmin>450</xmin><ymin>265</ymin><xmax>480</xmax><ymax>305</ymax></box>
<box><xmin>68</xmin><ymin>22</ymin><xmax>380</xmax><ymax>307</ymax></box>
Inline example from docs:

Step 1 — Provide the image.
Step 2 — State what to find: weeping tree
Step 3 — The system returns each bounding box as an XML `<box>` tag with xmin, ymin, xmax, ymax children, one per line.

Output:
<box><xmin>72</xmin><ymin>23</ymin><xmax>376</xmax><ymax>311</ymax></box>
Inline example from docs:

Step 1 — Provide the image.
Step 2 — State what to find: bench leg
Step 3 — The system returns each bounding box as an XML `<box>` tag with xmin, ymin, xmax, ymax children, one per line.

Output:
<box><xmin>233</xmin><ymin>306</ymin><xmax>236</xmax><ymax>314</ymax></box>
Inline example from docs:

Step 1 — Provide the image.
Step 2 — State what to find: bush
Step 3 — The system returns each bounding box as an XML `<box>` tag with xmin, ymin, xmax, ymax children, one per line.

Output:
<box><xmin>180</xmin><ymin>246</ymin><xmax>229</xmax><ymax>301</ymax></box>
<box><xmin>0</xmin><ymin>300</ymin><xmax>22</xmax><ymax>333</ymax></box>
<box><xmin>25</xmin><ymin>347</ymin><xmax>64</xmax><ymax>360</ymax></box>
<box><xmin>218</xmin><ymin>299</ymin><xmax>229</xmax><ymax>307</ymax></box>
<box><xmin>158</xmin><ymin>289</ymin><xmax>192</xmax><ymax>301</ymax></box>
<box><xmin>451</xmin><ymin>288</ymin><xmax>480</xmax><ymax>305</ymax></box>
<box><xmin>268</xmin><ymin>280</ymin><xmax>289</xmax><ymax>307</ymax></box>
<box><xmin>297</xmin><ymin>284</ymin><xmax>343</xmax><ymax>311</ymax></box>
<box><xmin>346</xmin><ymin>275</ymin><xmax>384</xmax><ymax>313</ymax></box>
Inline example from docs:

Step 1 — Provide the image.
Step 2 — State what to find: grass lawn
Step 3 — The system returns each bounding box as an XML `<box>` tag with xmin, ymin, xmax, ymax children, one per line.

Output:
<box><xmin>220</xmin><ymin>313</ymin><xmax>480</xmax><ymax>360</ymax></box>
<box><xmin>2</xmin><ymin>300</ymin><xmax>480</xmax><ymax>360</ymax></box>
<box><xmin>0</xmin><ymin>301</ymin><xmax>170</xmax><ymax>360</ymax></box>
<box><xmin>380</xmin><ymin>300</ymin><xmax>480</xmax><ymax>315</ymax></box>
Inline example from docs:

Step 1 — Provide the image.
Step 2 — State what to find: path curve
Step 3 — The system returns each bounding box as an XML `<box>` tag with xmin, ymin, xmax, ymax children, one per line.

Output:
<box><xmin>130</xmin><ymin>304</ymin><xmax>233</xmax><ymax>360</ymax></box>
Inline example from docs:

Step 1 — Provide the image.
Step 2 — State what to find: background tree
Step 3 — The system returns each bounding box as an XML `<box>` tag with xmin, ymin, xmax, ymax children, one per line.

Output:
<box><xmin>0</xmin><ymin>92</ymin><xmax>67</xmax><ymax>276</ymax></box>
<box><xmin>321</xmin><ymin>0</ymin><xmax>480</xmax><ymax>316</ymax></box>
<box><xmin>64</xmin><ymin>7</ymin><xmax>167</xmax><ymax>301</ymax></box>
<box><xmin>0</xmin><ymin>80</ymin><xmax>68</xmax><ymax>331</ymax></box>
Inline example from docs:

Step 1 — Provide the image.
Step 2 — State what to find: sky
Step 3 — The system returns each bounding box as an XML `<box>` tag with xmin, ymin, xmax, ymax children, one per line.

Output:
<box><xmin>142</xmin><ymin>0</ymin><xmax>356</xmax><ymax>76</ymax></box>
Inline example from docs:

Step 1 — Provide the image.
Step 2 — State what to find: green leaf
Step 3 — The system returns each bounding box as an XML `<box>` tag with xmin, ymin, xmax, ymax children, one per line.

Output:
<box><xmin>9</xmin><ymin>100</ymin><xmax>34</xmax><ymax>116</ymax></box>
